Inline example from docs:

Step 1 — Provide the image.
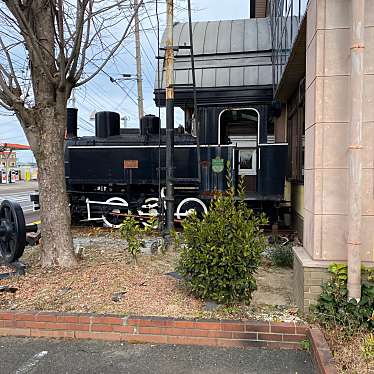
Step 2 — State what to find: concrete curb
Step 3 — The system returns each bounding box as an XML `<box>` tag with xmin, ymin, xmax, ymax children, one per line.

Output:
<box><xmin>0</xmin><ymin>311</ymin><xmax>336</xmax><ymax>372</ymax></box>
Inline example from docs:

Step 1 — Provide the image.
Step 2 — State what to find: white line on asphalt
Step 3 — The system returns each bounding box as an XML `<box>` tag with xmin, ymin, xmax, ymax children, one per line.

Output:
<box><xmin>14</xmin><ymin>351</ymin><xmax>48</xmax><ymax>374</ymax></box>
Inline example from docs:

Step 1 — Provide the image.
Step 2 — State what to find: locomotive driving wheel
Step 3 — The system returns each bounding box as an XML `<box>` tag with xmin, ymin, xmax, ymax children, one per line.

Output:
<box><xmin>101</xmin><ymin>197</ymin><xmax>129</xmax><ymax>228</ymax></box>
<box><xmin>0</xmin><ymin>200</ymin><xmax>26</xmax><ymax>263</ymax></box>
<box><xmin>176</xmin><ymin>198</ymin><xmax>208</xmax><ymax>220</ymax></box>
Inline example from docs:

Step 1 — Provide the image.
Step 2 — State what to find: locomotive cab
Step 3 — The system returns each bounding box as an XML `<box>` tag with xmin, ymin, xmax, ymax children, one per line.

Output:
<box><xmin>218</xmin><ymin>107</ymin><xmax>287</xmax><ymax>200</ymax></box>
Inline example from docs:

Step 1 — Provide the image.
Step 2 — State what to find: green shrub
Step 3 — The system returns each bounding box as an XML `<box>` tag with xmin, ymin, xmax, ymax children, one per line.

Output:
<box><xmin>120</xmin><ymin>215</ymin><xmax>157</xmax><ymax>261</ymax></box>
<box><xmin>120</xmin><ymin>215</ymin><xmax>144</xmax><ymax>261</ymax></box>
<box><xmin>313</xmin><ymin>264</ymin><xmax>374</xmax><ymax>333</ymax></box>
<box><xmin>361</xmin><ymin>333</ymin><xmax>374</xmax><ymax>361</ymax></box>
<box><xmin>268</xmin><ymin>242</ymin><xmax>294</xmax><ymax>268</ymax></box>
<box><xmin>177</xmin><ymin>176</ymin><xmax>268</xmax><ymax>304</ymax></box>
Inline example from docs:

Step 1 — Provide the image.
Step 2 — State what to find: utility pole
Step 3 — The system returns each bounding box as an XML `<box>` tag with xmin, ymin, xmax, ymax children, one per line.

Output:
<box><xmin>165</xmin><ymin>0</ymin><xmax>175</xmax><ymax>231</ymax></box>
<box><xmin>134</xmin><ymin>0</ymin><xmax>144</xmax><ymax>120</ymax></box>
<box><xmin>71</xmin><ymin>89</ymin><xmax>76</xmax><ymax>108</ymax></box>
<box><xmin>187</xmin><ymin>0</ymin><xmax>201</xmax><ymax>183</ymax></box>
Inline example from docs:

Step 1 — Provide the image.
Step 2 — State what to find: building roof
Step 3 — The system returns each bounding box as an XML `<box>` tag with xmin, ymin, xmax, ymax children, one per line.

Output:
<box><xmin>155</xmin><ymin>18</ymin><xmax>272</xmax><ymax>93</ymax></box>
<box><xmin>0</xmin><ymin>143</ymin><xmax>30</xmax><ymax>150</ymax></box>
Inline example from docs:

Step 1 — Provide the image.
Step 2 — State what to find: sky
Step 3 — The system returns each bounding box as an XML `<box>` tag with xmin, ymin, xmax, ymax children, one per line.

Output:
<box><xmin>0</xmin><ymin>0</ymin><xmax>250</xmax><ymax>163</ymax></box>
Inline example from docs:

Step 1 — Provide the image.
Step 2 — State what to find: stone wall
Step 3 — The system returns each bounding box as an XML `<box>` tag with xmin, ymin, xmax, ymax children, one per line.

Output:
<box><xmin>304</xmin><ymin>0</ymin><xmax>374</xmax><ymax>263</ymax></box>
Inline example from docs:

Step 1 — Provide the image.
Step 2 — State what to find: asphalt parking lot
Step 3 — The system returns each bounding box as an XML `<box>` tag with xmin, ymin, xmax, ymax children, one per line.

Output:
<box><xmin>0</xmin><ymin>181</ymin><xmax>39</xmax><ymax>224</ymax></box>
<box><xmin>0</xmin><ymin>337</ymin><xmax>314</xmax><ymax>374</ymax></box>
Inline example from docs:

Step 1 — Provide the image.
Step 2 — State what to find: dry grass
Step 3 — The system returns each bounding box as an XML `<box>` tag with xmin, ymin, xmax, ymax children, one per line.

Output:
<box><xmin>0</xmin><ymin>228</ymin><xmax>301</xmax><ymax>322</ymax></box>
<box><xmin>0</xmin><ymin>229</ymin><xmax>202</xmax><ymax>317</ymax></box>
<box><xmin>323</xmin><ymin>327</ymin><xmax>374</xmax><ymax>374</ymax></box>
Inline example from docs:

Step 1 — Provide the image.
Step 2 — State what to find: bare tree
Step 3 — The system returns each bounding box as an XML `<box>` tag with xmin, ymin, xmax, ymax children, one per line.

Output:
<box><xmin>0</xmin><ymin>0</ymin><xmax>145</xmax><ymax>267</ymax></box>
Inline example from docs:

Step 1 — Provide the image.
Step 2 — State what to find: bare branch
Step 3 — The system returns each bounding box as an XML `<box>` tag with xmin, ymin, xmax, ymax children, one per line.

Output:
<box><xmin>5</xmin><ymin>1</ymin><xmax>56</xmax><ymax>83</ymax></box>
<box><xmin>0</xmin><ymin>34</ymin><xmax>22</xmax><ymax>94</ymax></box>
<box><xmin>64</xmin><ymin>0</ymin><xmax>90</xmax><ymax>79</ymax></box>
<box><xmin>75</xmin><ymin>0</ymin><xmax>144</xmax><ymax>87</ymax></box>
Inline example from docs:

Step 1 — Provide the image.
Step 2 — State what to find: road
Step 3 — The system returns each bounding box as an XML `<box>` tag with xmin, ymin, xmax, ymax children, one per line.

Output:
<box><xmin>0</xmin><ymin>337</ymin><xmax>314</xmax><ymax>374</ymax></box>
<box><xmin>0</xmin><ymin>181</ymin><xmax>39</xmax><ymax>224</ymax></box>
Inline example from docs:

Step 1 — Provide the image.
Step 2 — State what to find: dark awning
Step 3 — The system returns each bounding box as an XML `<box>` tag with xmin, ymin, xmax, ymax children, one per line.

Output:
<box><xmin>274</xmin><ymin>15</ymin><xmax>307</xmax><ymax>102</ymax></box>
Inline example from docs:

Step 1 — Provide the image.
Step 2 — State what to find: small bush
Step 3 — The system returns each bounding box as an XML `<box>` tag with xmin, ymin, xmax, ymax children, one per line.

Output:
<box><xmin>313</xmin><ymin>264</ymin><xmax>374</xmax><ymax>334</ymax></box>
<box><xmin>268</xmin><ymin>242</ymin><xmax>294</xmax><ymax>268</ymax></box>
<box><xmin>120</xmin><ymin>215</ymin><xmax>156</xmax><ymax>261</ymax></box>
<box><xmin>120</xmin><ymin>215</ymin><xmax>144</xmax><ymax>261</ymax></box>
<box><xmin>177</xmin><ymin>176</ymin><xmax>268</xmax><ymax>304</ymax></box>
<box><xmin>361</xmin><ymin>333</ymin><xmax>374</xmax><ymax>361</ymax></box>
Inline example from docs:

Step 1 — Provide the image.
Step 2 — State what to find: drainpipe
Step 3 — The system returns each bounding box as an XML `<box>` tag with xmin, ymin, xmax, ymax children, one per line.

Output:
<box><xmin>347</xmin><ymin>0</ymin><xmax>365</xmax><ymax>301</ymax></box>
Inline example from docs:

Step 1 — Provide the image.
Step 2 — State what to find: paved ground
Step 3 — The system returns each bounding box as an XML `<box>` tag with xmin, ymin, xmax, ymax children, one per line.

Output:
<box><xmin>0</xmin><ymin>181</ymin><xmax>39</xmax><ymax>224</ymax></box>
<box><xmin>0</xmin><ymin>337</ymin><xmax>314</xmax><ymax>374</ymax></box>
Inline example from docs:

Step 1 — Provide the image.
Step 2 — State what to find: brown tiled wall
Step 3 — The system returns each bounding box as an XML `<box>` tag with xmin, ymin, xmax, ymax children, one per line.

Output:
<box><xmin>294</xmin><ymin>257</ymin><xmax>330</xmax><ymax>312</ymax></box>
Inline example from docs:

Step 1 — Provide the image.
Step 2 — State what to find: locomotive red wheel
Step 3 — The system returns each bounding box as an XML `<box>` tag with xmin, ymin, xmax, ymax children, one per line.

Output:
<box><xmin>0</xmin><ymin>200</ymin><xmax>26</xmax><ymax>263</ymax></box>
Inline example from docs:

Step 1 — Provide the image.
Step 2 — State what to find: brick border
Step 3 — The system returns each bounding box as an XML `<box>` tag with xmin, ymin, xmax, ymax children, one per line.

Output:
<box><xmin>0</xmin><ymin>311</ymin><xmax>336</xmax><ymax>372</ymax></box>
<box><xmin>308</xmin><ymin>328</ymin><xmax>337</xmax><ymax>374</ymax></box>
<box><xmin>0</xmin><ymin>311</ymin><xmax>306</xmax><ymax>349</ymax></box>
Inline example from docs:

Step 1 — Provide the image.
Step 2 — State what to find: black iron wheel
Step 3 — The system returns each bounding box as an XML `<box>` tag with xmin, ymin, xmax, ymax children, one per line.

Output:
<box><xmin>101</xmin><ymin>197</ymin><xmax>129</xmax><ymax>228</ymax></box>
<box><xmin>0</xmin><ymin>200</ymin><xmax>26</xmax><ymax>263</ymax></box>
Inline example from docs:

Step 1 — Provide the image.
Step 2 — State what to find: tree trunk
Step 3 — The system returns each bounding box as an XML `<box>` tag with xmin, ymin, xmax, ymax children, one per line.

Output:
<box><xmin>34</xmin><ymin>105</ymin><xmax>77</xmax><ymax>267</ymax></box>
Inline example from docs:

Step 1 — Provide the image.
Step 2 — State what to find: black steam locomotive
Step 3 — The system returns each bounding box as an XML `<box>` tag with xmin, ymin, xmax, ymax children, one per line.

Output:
<box><xmin>30</xmin><ymin>18</ymin><xmax>291</xmax><ymax>228</ymax></box>
<box><xmin>54</xmin><ymin>104</ymin><xmax>288</xmax><ymax>228</ymax></box>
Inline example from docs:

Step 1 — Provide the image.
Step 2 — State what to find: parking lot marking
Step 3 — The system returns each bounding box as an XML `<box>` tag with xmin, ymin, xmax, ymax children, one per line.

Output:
<box><xmin>14</xmin><ymin>350</ymin><xmax>48</xmax><ymax>374</ymax></box>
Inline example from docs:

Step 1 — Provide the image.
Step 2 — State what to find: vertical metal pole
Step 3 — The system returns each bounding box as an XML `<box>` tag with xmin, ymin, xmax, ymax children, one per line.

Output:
<box><xmin>347</xmin><ymin>0</ymin><xmax>365</xmax><ymax>301</ymax></box>
<box><xmin>165</xmin><ymin>0</ymin><xmax>174</xmax><ymax>231</ymax></box>
<box><xmin>5</xmin><ymin>150</ymin><xmax>12</xmax><ymax>184</ymax></box>
<box><xmin>187</xmin><ymin>0</ymin><xmax>201</xmax><ymax>183</ymax></box>
<box><xmin>71</xmin><ymin>89</ymin><xmax>76</xmax><ymax>108</ymax></box>
<box><xmin>134</xmin><ymin>0</ymin><xmax>144</xmax><ymax>120</ymax></box>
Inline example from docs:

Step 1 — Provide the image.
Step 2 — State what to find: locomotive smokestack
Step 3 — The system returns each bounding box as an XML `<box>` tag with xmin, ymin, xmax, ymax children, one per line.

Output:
<box><xmin>95</xmin><ymin>111</ymin><xmax>121</xmax><ymax>138</ymax></box>
<box><xmin>66</xmin><ymin>108</ymin><xmax>78</xmax><ymax>138</ymax></box>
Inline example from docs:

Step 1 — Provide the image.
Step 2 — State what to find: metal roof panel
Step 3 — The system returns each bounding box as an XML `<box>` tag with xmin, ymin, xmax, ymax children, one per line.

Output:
<box><xmin>156</xmin><ymin>18</ymin><xmax>272</xmax><ymax>90</ymax></box>
<box><xmin>231</xmin><ymin>19</ymin><xmax>245</xmax><ymax>53</ymax></box>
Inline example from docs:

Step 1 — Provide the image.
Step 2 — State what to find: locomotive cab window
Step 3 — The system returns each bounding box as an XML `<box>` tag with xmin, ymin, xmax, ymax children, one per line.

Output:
<box><xmin>219</xmin><ymin>108</ymin><xmax>259</xmax><ymax>194</ymax></box>
<box><xmin>239</xmin><ymin>149</ymin><xmax>257</xmax><ymax>176</ymax></box>
<box><xmin>219</xmin><ymin>109</ymin><xmax>259</xmax><ymax>145</ymax></box>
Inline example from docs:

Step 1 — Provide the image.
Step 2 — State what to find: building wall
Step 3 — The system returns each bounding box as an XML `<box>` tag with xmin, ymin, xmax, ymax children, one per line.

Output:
<box><xmin>274</xmin><ymin>104</ymin><xmax>287</xmax><ymax>143</ymax></box>
<box><xmin>304</xmin><ymin>0</ymin><xmax>374</xmax><ymax>263</ymax></box>
<box><xmin>0</xmin><ymin>152</ymin><xmax>17</xmax><ymax>169</ymax></box>
<box><xmin>292</xmin><ymin>184</ymin><xmax>304</xmax><ymax>242</ymax></box>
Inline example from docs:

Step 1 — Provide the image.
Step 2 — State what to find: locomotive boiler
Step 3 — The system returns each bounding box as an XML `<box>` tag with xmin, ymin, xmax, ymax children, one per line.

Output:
<box><xmin>58</xmin><ymin>104</ymin><xmax>288</xmax><ymax>228</ymax></box>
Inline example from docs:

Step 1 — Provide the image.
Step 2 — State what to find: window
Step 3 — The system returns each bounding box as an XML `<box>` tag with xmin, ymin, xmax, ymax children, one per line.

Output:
<box><xmin>239</xmin><ymin>149</ymin><xmax>257</xmax><ymax>176</ymax></box>
<box><xmin>219</xmin><ymin>108</ymin><xmax>259</xmax><ymax>144</ymax></box>
<box><xmin>287</xmin><ymin>78</ymin><xmax>305</xmax><ymax>183</ymax></box>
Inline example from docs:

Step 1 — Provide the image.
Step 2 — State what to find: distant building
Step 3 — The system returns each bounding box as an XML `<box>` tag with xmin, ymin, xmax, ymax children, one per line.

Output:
<box><xmin>0</xmin><ymin>151</ymin><xmax>17</xmax><ymax>169</ymax></box>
